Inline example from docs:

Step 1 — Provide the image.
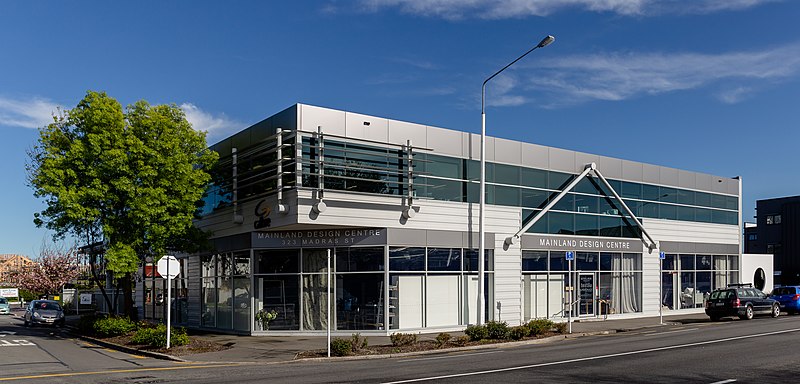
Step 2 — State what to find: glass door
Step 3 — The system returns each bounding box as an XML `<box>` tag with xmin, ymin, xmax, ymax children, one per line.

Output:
<box><xmin>578</xmin><ymin>273</ymin><xmax>596</xmax><ymax>317</ymax></box>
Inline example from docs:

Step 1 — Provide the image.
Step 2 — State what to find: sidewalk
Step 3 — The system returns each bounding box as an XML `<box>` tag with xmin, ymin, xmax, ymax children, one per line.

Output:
<box><xmin>177</xmin><ymin>312</ymin><xmax>711</xmax><ymax>364</ymax></box>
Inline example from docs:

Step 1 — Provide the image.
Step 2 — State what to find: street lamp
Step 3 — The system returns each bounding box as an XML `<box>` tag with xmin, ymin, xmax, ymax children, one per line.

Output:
<box><xmin>478</xmin><ymin>34</ymin><xmax>554</xmax><ymax>325</ymax></box>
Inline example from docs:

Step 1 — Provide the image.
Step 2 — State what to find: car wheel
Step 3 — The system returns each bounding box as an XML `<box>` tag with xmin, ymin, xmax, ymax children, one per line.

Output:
<box><xmin>772</xmin><ymin>304</ymin><xmax>781</xmax><ymax>318</ymax></box>
<box><xmin>710</xmin><ymin>315</ymin><xmax>720</xmax><ymax>322</ymax></box>
<box><xmin>744</xmin><ymin>305</ymin><xmax>754</xmax><ymax>320</ymax></box>
<box><xmin>23</xmin><ymin>318</ymin><xmax>28</xmax><ymax>327</ymax></box>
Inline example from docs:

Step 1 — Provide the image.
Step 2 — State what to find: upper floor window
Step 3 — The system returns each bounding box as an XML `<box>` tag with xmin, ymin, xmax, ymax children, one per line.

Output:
<box><xmin>747</xmin><ymin>233</ymin><xmax>757</xmax><ymax>241</ymax></box>
<box><xmin>766</xmin><ymin>214</ymin><xmax>782</xmax><ymax>225</ymax></box>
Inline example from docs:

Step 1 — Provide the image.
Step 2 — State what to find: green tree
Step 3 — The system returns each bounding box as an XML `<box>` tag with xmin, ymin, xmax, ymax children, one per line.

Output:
<box><xmin>27</xmin><ymin>91</ymin><xmax>218</xmax><ymax>317</ymax></box>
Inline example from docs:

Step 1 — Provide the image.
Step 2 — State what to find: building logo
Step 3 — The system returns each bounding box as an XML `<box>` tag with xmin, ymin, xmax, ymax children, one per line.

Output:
<box><xmin>254</xmin><ymin>200</ymin><xmax>272</xmax><ymax>229</ymax></box>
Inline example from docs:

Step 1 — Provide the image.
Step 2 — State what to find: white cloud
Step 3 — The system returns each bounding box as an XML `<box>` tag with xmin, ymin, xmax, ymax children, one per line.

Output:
<box><xmin>0</xmin><ymin>96</ymin><xmax>62</xmax><ymax>129</ymax></box>
<box><xmin>180</xmin><ymin>103</ymin><xmax>242</xmax><ymax>142</ymax></box>
<box><xmin>359</xmin><ymin>0</ymin><xmax>781</xmax><ymax>19</ymax></box>
<box><xmin>520</xmin><ymin>43</ymin><xmax>800</xmax><ymax>105</ymax></box>
<box><xmin>717</xmin><ymin>86</ymin><xmax>753</xmax><ymax>104</ymax></box>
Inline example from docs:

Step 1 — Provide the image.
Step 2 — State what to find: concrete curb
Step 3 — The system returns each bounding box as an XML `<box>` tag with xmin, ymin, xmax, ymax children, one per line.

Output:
<box><xmin>63</xmin><ymin>326</ymin><xmax>187</xmax><ymax>362</ymax></box>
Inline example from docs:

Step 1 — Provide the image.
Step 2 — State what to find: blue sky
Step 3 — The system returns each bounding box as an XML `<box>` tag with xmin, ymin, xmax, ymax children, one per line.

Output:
<box><xmin>1</xmin><ymin>1</ymin><xmax>798</xmax><ymax>256</ymax></box>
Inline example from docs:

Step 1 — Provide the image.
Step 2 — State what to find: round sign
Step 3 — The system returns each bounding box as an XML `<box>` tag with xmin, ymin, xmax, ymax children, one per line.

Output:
<box><xmin>156</xmin><ymin>255</ymin><xmax>181</xmax><ymax>279</ymax></box>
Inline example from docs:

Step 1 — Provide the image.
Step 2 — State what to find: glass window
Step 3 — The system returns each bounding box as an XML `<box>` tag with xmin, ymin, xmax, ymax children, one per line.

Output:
<box><xmin>695</xmin><ymin>208</ymin><xmax>713</xmax><ymax>223</ymax></box>
<box><xmin>494</xmin><ymin>185</ymin><xmax>520</xmax><ymax>206</ymax></box>
<box><xmin>711</xmin><ymin>194</ymin><xmax>726</xmax><ymax>209</ymax></box>
<box><xmin>659</xmin><ymin>204</ymin><xmax>677</xmax><ymax>220</ymax></box>
<box><xmin>494</xmin><ymin>164</ymin><xmax>520</xmax><ymax>185</ymax></box>
<box><xmin>233</xmin><ymin>251</ymin><xmax>250</xmax><ymax>275</ymax></box>
<box><xmin>599</xmin><ymin>216</ymin><xmax>622</xmax><ymax>237</ymax></box>
<box><xmin>548</xmin><ymin>171</ymin><xmax>572</xmax><ymax>190</ymax></box>
<box><xmin>522</xmin><ymin>250</ymin><xmax>548</xmax><ymax>271</ymax></box>
<box><xmin>258</xmin><ymin>250</ymin><xmax>299</xmax><ymax>274</ymax></box>
<box><xmin>575</xmin><ymin>214</ymin><xmax>599</xmax><ymax>236</ymax></box>
<box><xmin>695</xmin><ymin>192</ymin><xmax>712</xmax><ymax>207</ymax></box>
<box><xmin>336</xmin><ymin>247</ymin><xmax>384</xmax><ymax>272</ymax></box>
<box><xmin>336</xmin><ymin>273</ymin><xmax>385</xmax><ymax>330</ymax></box>
<box><xmin>599</xmin><ymin>196</ymin><xmax>620</xmax><ymax>216</ymax></box>
<box><xmin>427</xmin><ymin>248</ymin><xmax>462</xmax><ymax>271</ymax></box>
<box><xmin>677</xmin><ymin>189</ymin><xmax>694</xmax><ymax>205</ymax></box>
<box><xmin>422</xmin><ymin>177</ymin><xmax>464</xmax><ymax>202</ymax></box>
<box><xmin>726</xmin><ymin>196</ymin><xmax>739</xmax><ymax>210</ymax></box>
<box><xmin>464</xmin><ymin>249</ymin><xmax>494</xmax><ymax>272</ymax></box>
<box><xmin>574</xmin><ymin>177</ymin><xmax>602</xmax><ymax>195</ymax></box>
<box><xmin>677</xmin><ymin>206</ymin><xmax>695</xmax><ymax>221</ymax></box>
<box><xmin>549</xmin><ymin>251</ymin><xmax>568</xmax><ymax>271</ymax></box>
<box><xmin>465</xmin><ymin>160</ymin><xmax>493</xmax><ymax>182</ymax></box>
<box><xmin>201</xmin><ymin>254</ymin><xmax>216</xmax><ymax>277</ymax></box>
<box><xmin>303</xmin><ymin>249</ymin><xmax>330</xmax><ymax>273</ymax></box>
<box><xmin>663</xmin><ymin>254</ymin><xmax>677</xmax><ymax>270</ymax></box>
<box><xmin>620</xmin><ymin>182</ymin><xmax>641</xmax><ymax>199</ymax></box>
<box><xmin>259</xmin><ymin>276</ymin><xmax>300</xmax><ymax>330</ymax></box>
<box><xmin>466</xmin><ymin>182</ymin><xmax>494</xmax><ymax>204</ymax></box>
<box><xmin>697</xmin><ymin>255</ymin><xmax>712</xmax><ymax>270</ymax></box>
<box><xmin>552</xmin><ymin>193</ymin><xmax>574</xmax><ymax>212</ymax></box>
<box><xmin>621</xmin><ymin>217</ymin><xmax>640</xmax><ymax>238</ymax></box>
<box><xmin>521</xmin><ymin>188</ymin><xmax>548</xmax><ymax>209</ymax></box>
<box><xmin>577</xmin><ymin>252</ymin><xmax>598</xmax><ymax>271</ymax></box>
<box><xmin>521</xmin><ymin>168</ymin><xmax>547</xmax><ymax>188</ymax></box>
<box><xmin>549</xmin><ymin>212</ymin><xmax>574</xmax><ymax>235</ymax></box>
<box><xmin>523</xmin><ymin>210</ymin><xmax>548</xmax><ymax>234</ymax></box>
<box><xmin>660</xmin><ymin>187</ymin><xmax>678</xmax><ymax>203</ymax></box>
<box><xmin>425</xmin><ymin>154</ymin><xmax>462</xmax><ymax>178</ymax></box>
<box><xmin>642</xmin><ymin>184</ymin><xmax>661</xmax><ymax>201</ymax></box>
<box><xmin>680</xmin><ymin>254</ymin><xmax>695</xmax><ymax>270</ymax></box>
<box><xmin>600</xmin><ymin>252</ymin><xmax>616</xmax><ymax>271</ymax></box>
<box><xmin>389</xmin><ymin>247</ymin><xmax>425</xmax><ymax>271</ymax></box>
<box><xmin>574</xmin><ymin>194</ymin><xmax>599</xmax><ymax>213</ymax></box>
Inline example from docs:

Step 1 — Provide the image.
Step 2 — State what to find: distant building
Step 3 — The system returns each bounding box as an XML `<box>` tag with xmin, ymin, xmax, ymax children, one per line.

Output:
<box><xmin>0</xmin><ymin>254</ymin><xmax>35</xmax><ymax>285</ymax></box>
<box><xmin>745</xmin><ymin>195</ymin><xmax>800</xmax><ymax>285</ymax></box>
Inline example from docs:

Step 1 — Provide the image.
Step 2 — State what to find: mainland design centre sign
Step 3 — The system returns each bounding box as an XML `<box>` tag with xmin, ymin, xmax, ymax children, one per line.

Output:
<box><xmin>524</xmin><ymin>235</ymin><xmax>638</xmax><ymax>252</ymax></box>
<box><xmin>252</xmin><ymin>228</ymin><xmax>386</xmax><ymax>248</ymax></box>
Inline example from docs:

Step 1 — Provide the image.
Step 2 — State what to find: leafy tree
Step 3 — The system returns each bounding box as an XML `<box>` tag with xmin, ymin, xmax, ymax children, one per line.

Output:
<box><xmin>27</xmin><ymin>91</ymin><xmax>218</xmax><ymax>317</ymax></box>
<box><xmin>8</xmin><ymin>243</ymin><xmax>80</xmax><ymax>296</ymax></box>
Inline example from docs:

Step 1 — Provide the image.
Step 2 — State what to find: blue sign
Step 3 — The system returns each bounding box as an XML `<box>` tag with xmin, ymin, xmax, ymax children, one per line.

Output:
<box><xmin>659</xmin><ymin>251</ymin><xmax>665</xmax><ymax>260</ymax></box>
<box><xmin>565</xmin><ymin>251</ymin><xmax>574</xmax><ymax>261</ymax></box>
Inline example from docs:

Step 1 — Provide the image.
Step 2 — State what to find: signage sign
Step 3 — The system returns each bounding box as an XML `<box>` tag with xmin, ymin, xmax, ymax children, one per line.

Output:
<box><xmin>659</xmin><ymin>251</ymin><xmax>665</xmax><ymax>260</ymax></box>
<box><xmin>0</xmin><ymin>288</ymin><xmax>19</xmax><ymax>298</ymax></box>
<box><xmin>522</xmin><ymin>234</ymin><xmax>638</xmax><ymax>252</ymax></box>
<box><xmin>252</xmin><ymin>228</ymin><xmax>387</xmax><ymax>248</ymax></box>
<box><xmin>80</xmin><ymin>293</ymin><xmax>93</xmax><ymax>305</ymax></box>
<box><xmin>565</xmin><ymin>251</ymin><xmax>574</xmax><ymax>261</ymax></box>
<box><xmin>157</xmin><ymin>255</ymin><xmax>181</xmax><ymax>280</ymax></box>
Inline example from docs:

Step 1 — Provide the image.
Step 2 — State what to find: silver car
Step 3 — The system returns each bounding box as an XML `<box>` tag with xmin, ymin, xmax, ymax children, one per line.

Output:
<box><xmin>0</xmin><ymin>297</ymin><xmax>9</xmax><ymax>315</ymax></box>
<box><xmin>24</xmin><ymin>300</ymin><xmax>65</xmax><ymax>327</ymax></box>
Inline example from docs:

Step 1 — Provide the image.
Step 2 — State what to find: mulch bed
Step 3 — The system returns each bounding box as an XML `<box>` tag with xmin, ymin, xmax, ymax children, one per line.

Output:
<box><xmin>92</xmin><ymin>334</ymin><xmax>231</xmax><ymax>356</ymax></box>
<box><xmin>296</xmin><ymin>331</ymin><xmax>565</xmax><ymax>359</ymax></box>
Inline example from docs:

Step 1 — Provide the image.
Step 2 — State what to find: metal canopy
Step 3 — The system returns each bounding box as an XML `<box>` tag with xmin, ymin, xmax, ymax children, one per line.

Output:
<box><xmin>505</xmin><ymin>162</ymin><xmax>658</xmax><ymax>252</ymax></box>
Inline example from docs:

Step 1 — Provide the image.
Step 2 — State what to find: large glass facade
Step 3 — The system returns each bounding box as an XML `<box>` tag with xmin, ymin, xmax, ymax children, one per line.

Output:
<box><xmin>199</xmin><ymin>251</ymin><xmax>251</xmax><ymax>332</ymax></box>
<box><xmin>522</xmin><ymin>250</ymin><xmax>642</xmax><ymax>320</ymax></box>
<box><xmin>661</xmin><ymin>254</ymin><xmax>739</xmax><ymax>310</ymax></box>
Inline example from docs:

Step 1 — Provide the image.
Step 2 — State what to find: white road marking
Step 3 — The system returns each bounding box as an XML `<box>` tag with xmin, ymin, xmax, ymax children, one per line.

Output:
<box><xmin>0</xmin><ymin>339</ymin><xmax>35</xmax><ymax>346</ymax></box>
<box><xmin>399</xmin><ymin>350</ymin><xmax>502</xmax><ymax>362</ymax></box>
<box><xmin>382</xmin><ymin>327</ymin><xmax>800</xmax><ymax>384</ymax></box>
<box><xmin>710</xmin><ymin>379</ymin><xmax>736</xmax><ymax>384</ymax></box>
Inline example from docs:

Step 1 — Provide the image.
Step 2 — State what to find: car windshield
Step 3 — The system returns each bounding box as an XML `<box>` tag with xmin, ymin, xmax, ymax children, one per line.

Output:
<box><xmin>34</xmin><ymin>302</ymin><xmax>62</xmax><ymax>311</ymax></box>
<box><xmin>772</xmin><ymin>287</ymin><xmax>796</xmax><ymax>296</ymax></box>
<box><xmin>0</xmin><ymin>297</ymin><xmax>7</xmax><ymax>304</ymax></box>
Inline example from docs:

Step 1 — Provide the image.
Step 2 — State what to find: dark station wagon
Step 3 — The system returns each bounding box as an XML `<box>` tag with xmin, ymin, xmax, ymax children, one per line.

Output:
<box><xmin>705</xmin><ymin>283</ymin><xmax>780</xmax><ymax>321</ymax></box>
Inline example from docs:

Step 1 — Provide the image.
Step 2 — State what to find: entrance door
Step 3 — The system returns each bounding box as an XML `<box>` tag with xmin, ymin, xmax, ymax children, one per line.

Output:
<box><xmin>578</xmin><ymin>273</ymin><xmax>596</xmax><ymax>317</ymax></box>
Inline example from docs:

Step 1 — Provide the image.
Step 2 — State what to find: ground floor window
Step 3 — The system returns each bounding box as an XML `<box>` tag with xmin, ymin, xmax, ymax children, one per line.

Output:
<box><xmin>661</xmin><ymin>254</ymin><xmax>738</xmax><ymax>310</ymax></box>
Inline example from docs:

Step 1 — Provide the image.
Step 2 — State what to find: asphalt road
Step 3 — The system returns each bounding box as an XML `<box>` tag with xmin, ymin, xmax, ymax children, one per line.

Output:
<box><xmin>2</xmin><ymin>311</ymin><xmax>800</xmax><ymax>383</ymax></box>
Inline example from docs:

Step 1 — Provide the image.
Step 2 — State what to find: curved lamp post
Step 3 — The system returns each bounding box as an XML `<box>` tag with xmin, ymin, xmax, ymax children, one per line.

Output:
<box><xmin>478</xmin><ymin>35</ymin><xmax>554</xmax><ymax>325</ymax></box>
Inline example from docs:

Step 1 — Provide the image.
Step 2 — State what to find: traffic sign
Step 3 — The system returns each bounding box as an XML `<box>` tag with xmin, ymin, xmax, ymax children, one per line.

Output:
<box><xmin>157</xmin><ymin>255</ymin><xmax>180</xmax><ymax>280</ymax></box>
<box><xmin>659</xmin><ymin>251</ymin><xmax>665</xmax><ymax>260</ymax></box>
<box><xmin>565</xmin><ymin>251</ymin><xmax>574</xmax><ymax>261</ymax></box>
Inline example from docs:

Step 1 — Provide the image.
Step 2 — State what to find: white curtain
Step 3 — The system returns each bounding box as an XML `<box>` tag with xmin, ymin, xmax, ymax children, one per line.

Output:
<box><xmin>302</xmin><ymin>251</ymin><xmax>329</xmax><ymax>330</ymax></box>
<box><xmin>612</xmin><ymin>254</ymin><xmax>641</xmax><ymax>313</ymax></box>
<box><xmin>714</xmin><ymin>256</ymin><xmax>727</xmax><ymax>290</ymax></box>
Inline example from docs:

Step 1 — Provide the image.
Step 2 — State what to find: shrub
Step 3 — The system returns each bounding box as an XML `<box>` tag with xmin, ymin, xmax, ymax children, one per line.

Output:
<box><xmin>330</xmin><ymin>338</ymin><xmax>352</xmax><ymax>356</ymax></box>
<box><xmin>509</xmin><ymin>325</ymin><xmax>528</xmax><ymax>340</ymax></box>
<box><xmin>76</xmin><ymin>313</ymin><xmax>103</xmax><ymax>335</ymax></box>
<box><xmin>131</xmin><ymin>324</ymin><xmax>189</xmax><ymax>348</ymax></box>
<box><xmin>452</xmin><ymin>335</ymin><xmax>470</xmax><ymax>346</ymax></box>
<box><xmin>465</xmin><ymin>324</ymin><xmax>488</xmax><ymax>341</ymax></box>
<box><xmin>554</xmin><ymin>322</ymin><xmax>568</xmax><ymax>334</ymax></box>
<box><xmin>94</xmin><ymin>316</ymin><xmax>137</xmax><ymax>337</ymax></box>
<box><xmin>485</xmin><ymin>321</ymin><xmax>509</xmax><ymax>339</ymax></box>
<box><xmin>350</xmin><ymin>333</ymin><xmax>368</xmax><ymax>352</ymax></box>
<box><xmin>390</xmin><ymin>332</ymin><xmax>418</xmax><ymax>347</ymax></box>
<box><xmin>527</xmin><ymin>319</ymin><xmax>555</xmax><ymax>336</ymax></box>
<box><xmin>435</xmin><ymin>332</ymin><xmax>451</xmax><ymax>347</ymax></box>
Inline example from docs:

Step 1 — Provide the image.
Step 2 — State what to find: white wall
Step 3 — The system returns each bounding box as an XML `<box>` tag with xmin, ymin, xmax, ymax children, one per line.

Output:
<box><xmin>741</xmin><ymin>253</ymin><xmax>774</xmax><ymax>294</ymax></box>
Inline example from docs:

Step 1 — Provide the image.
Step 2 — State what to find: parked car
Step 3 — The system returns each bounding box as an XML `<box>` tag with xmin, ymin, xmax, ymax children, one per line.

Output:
<box><xmin>23</xmin><ymin>300</ymin><xmax>65</xmax><ymax>327</ymax></box>
<box><xmin>769</xmin><ymin>286</ymin><xmax>800</xmax><ymax>314</ymax></box>
<box><xmin>0</xmin><ymin>297</ymin><xmax>9</xmax><ymax>315</ymax></box>
<box><xmin>705</xmin><ymin>284</ymin><xmax>780</xmax><ymax>321</ymax></box>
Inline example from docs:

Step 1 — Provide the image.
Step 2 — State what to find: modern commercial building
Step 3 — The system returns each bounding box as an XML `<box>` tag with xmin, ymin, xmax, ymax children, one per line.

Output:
<box><xmin>138</xmin><ymin>103</ymin><xmax>759</xmax><ymax>335</ymax></box>
<box><xmin>744</xmin><ymin>195</ymin><xmax>800</xmax><ymax>286</ymax></box>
